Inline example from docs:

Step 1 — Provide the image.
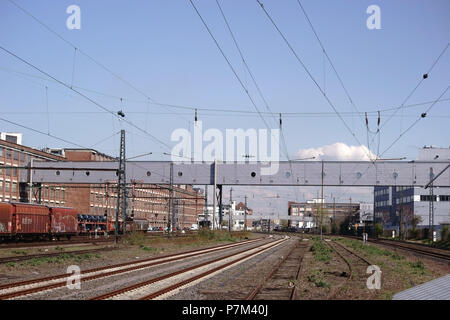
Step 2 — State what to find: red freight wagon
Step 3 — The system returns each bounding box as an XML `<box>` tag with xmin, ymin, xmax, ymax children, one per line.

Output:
<box><xmin>0</xmin><ymin>203</ymin><xmax>13</xmax><ymax>237</ymax></box>
<box><xmin>0</xmin><ymin>203</ymin><xmax>50</xmax><ymax>240</ymax></box>
<box><xmin>49</xmin><ymin>206</ymin><xmax>79</xmax><ymax>239</ymax></box>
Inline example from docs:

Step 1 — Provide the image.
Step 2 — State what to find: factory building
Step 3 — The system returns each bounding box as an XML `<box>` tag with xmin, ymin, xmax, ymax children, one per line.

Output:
<box><xmin>374</xmin><ymin>147</ymin><xmax>450</xmax><ymax>236</ymax></box>
<box><xmin>0</xmin><ymin>135</ymin><xmax>204</xmax><ymax>230</ymax></box>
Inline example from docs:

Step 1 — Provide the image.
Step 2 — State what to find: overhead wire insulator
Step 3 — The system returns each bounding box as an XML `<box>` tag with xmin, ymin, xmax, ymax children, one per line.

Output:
<box><xmin>365</xmin><ymin>112</ymin><xmax>369</xmax><ymax>127</ymax></box>
<box><xmin>421</xmin><ymin>112</ymin><xmax>427</xmax><ymax>118</ymax></box>
<box><xmin>377</xmin><ymin>111</ymin><xmax>380</xmax><ymax>127</ymax></box>
<box><xmin>423</xmin><ymin>74</ymin><xmax>428</xmax><ymax>79</ymax></box>
<box><xmin>279</xmin><ymin>113</ymin><xmax>282</xmax><ymax>129</ymax></box>
<box><xmin>195</xmin><ymin>108</ymin><xmax>198</xmax><ymax>123</ymax></box>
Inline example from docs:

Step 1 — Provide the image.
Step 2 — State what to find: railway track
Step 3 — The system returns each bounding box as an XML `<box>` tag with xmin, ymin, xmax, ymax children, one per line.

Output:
<box><xmin>0</xmin><ymin>237</ymin><xmax>265</xmax><ymax>300</ymax></box>
<box><xmin>0</xmin><ymin>237</ymin><xmax>113</xmax><ymax>249</ymax></box>
<box><xmin>0</xmin><ymin>231</ymin><xmax>198</xmax><ymax>250</ymax></box>
<box><xmin>91</xmin><ymin>238</ymin><xmax>289</xmax><ymax>300</ymax></box>
<box><xmin>246</xmin><ymin>240</ymin><xmax>308</xmax><ymax>300</ymax></box>
<box><xmin>326</xmin><ymin>240</ymin><xmax>374</xmax><ymax>299</ymax></box>
<box><xmin>372</xmin><ymin>239</ymin><xmax>450</xmax><ymax>262</ymax></box>
<box><xmin>338</xmin><ymin>235</ymin><xmax>450</xmax><ymax>263</ymax></box>
<box><xmin>0</xmin><ymin>247</ymin><xmax>116</xmax><ymax>264</ymax></box>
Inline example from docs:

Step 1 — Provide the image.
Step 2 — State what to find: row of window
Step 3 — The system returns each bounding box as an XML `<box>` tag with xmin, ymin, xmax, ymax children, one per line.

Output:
<box><xmin>420</xmin><ymin>195</ymin><xmax>450</xmax><ymax>202</ymax></box>
<box><xmin>0</xmin><ymin>180</ymin><xmax>17</xmax><ymax>192</ymax></box>
<box><xmin>375</xmin><ymin>200</ymin><xmax>390</xmax><ymax>207</ymax></box>
<box><xmin>0</xmin><ymin>147</ymin><xmax>30</xmax><ymax>163</ymax></box>
<box><xmin>396</xmin><ymin>196</ymin><xmax>413</xmax><ymax>204</ymax></box>
<box><xmin>374</xmin><ymin>188</ymin><xmax>389</xmax><ymax>196</ymax></box>
<box><xmin>0</xmin><ymin>166</ymin><xmax>19</xmax><ymax>177</ymax></box>
<box><xmin>376</xmin><ymin>195</ymin><xmax>450</xmax><ymax>207</ymax></box>
<box><xmin>395</xmin><ymin>186</ymin><xmax>411</xmax><ymax>192</ymax></box>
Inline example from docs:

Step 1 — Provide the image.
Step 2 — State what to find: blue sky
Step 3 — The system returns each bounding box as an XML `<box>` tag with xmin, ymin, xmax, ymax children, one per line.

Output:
<box><xmin>1</xmin><ymin>0</ymin><xmax>449</xmax><ymax>213</ymax></box>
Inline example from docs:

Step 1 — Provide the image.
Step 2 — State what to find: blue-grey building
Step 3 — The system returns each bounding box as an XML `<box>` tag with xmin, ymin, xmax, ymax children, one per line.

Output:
<box><xmin>374</xmin><ymin>147</ymin><xmax>450</xmax><ymax>236</ymax></box>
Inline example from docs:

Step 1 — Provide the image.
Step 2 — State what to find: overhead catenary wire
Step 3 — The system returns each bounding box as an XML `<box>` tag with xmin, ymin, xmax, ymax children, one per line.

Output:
<box><xmin>255</xmin><ymin>0</ymin><xmax>374</xmax><ymax>161</ymax></box>
<box><xmin>6</xmin><ymin>0</ymin><xmax>191</xmax><ymax>125</ymax></box>
<box><xmin>380</xmin><ymin>85</ymin><xmax>450</xmax><ymax>157</ymax></box>
<box><xmin>295</xmin><ymin>0</ymin><xmax>365</xmax><ymax>127</ymax></box>
<box><xmin>368</xmin><ymin>42</ymin><xmax>450</xmax><ymax>155</ymax></box>
<box><xmin>2</xmin><ymin>65</ymin><xmax>449</xmax><ymax>117</ymax></box>
<box><xmin>0</xmin><ymin>116</ymin><xmax>91</xmax><ymax>149</ymax></box>
<box><xmin>381</xmin><ymin>42</ymin><xmax>449</xmax><ymax>131</ymax></box>
<box><xmin>214</xmin><ymin>0</ymin><xmax>299</xmax><ymax>201</ymax></box>
<box><xmin>0</xmin><ymin>45</ymin><xmax>172</xmax><ymax>150</ymax></box>
<box><xmin>188</xmin><ymin>0</ymin><xmax>272</xmax><ymax>132</ymax></box>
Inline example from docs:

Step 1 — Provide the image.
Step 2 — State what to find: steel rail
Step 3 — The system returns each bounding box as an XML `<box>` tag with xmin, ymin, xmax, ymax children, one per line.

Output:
<box><xmin>139</xmin><ymin>239</ymin><xmax>287</xmax><ymax>300</ymax></box>
<box><xmin>0</xmin><ymin>238</ymin><xmax>263</xmax><ymax>299</ymax></box>
<box><xmin>92</xmin><ymin>239</ymin><xmax>286</xmax><ymax>300</ymax></box>
<box><xmin>324</xmin><ymin>241</ymin><xmax>353</xmax><ymax>299</ymax></box>
<box><xmin>332</xmin><ymin>240</ymin><xmax>372</xmax><ymax>266</ymax></box>
<box><xmin>246</xmin><ymin>242</ymin><xmax>297</xmax><ymax>300</ymax></box>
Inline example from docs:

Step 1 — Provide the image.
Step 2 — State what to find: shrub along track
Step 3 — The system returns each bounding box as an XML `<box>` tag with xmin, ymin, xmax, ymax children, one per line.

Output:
<box><xmin>91</xmin><ymin>238</ymin><xmax>288</xmax><ymax>300</ymax></box>
<box><xmin>0</xmin><ymin>237</ymin><xmax>264</xmax><ymax>300</ymax></box>
<box><xmin>245</xmin><ymin>240</ymin><xmax>308</xmax><ymax>300</ymax></box>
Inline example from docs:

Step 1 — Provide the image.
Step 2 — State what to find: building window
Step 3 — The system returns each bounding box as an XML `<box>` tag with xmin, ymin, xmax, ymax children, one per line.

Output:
<box><xmin>13</xmin><ymin>151</ymin><xmax>18</xmax><ymax>161</ymax></box>
<box><xmin>12</xmin><ymin>182</ymin><xmax>17</xmax><ymax>193</ymax></box>
<box><xmin>5</xmin><ymin>181</ymin><xmax>10</xmax><ymax>192</ymax></box>
<box><xmin>5</xmin><ymin>168</ymin><xmax>10</xmax><ymax>176</ymax></box>
<box><xmin>420</xmin><ymin>195</ymin><xmax>437</xmax><ymax>201</ymax></box>
<box><xmin>440</xmin><ymin>195</ymin><xmax>450</xmax><ymax>202</ymax></box>
<box><xmin>6</xmin><ymin>150</ymin><xmax>11</xmax><ymax>159</ymax></box>
<box><xmin>12</xmin><ymin>168</ymin><xmax>17</xmax><ymax>177</ymax></box>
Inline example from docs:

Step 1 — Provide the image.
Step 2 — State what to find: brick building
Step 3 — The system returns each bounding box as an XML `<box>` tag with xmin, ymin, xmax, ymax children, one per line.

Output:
<box><xmin>0</xmin><ymin>138</ymin><xmax>204</xmax><ymax>230</ymax></box>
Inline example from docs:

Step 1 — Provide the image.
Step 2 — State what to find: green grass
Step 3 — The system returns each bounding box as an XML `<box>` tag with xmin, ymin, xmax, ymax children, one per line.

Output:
<box><xmin>11</xmin><ymin>250</ymin><xmax>28</xmax><ymax>255</ymax></box>
<box><xmin>24</xmin><ymin>252</ymin><xmax>98</xmax><ymax>266</ymax></box>
<box><xmin>408</xmin><ymin>260</ymin><xmax>426</xmax><ymax>275</ymax></box>
<box><xmin>307</xmin><ymin>270</ymin><xmax>331</xmax><ymax>288</ymax></box>
<box><xmin>310</xmin><ymin>239</ymin><xmax>332</xmax><ymax>262</ymax></box>
<box><xmin>140</xmin><ymin>245</ymin><xmax>159</xmax><ymax>253</ymax></box>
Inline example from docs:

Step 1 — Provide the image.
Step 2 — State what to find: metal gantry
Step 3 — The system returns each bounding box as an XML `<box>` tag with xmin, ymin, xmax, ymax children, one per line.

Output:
<box><xmin>115</xmin><ymin>129</ymin><xmax>127</xmax><ymax>244</ymax></box>
<box><xmin>28</xmin><ymin>161</ymin><xmax>450</xmax><ymax>187</ymax></box>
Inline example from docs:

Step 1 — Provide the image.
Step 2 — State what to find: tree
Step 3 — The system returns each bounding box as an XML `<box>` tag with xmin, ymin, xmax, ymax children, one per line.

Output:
<box><xmin>374</xmin><ymin>223</ymin><xmax>383</xmax><ymax>238</ymax></box>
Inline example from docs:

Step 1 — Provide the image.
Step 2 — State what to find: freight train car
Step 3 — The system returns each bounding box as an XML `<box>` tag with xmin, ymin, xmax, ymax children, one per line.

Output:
<box><xmin>0</xmin><ymin>203</ymin><xmax>50</xmax><ymax>240</ymax></box>
<box><xmin>50</xmin><ymin>207</ymin><xmax>79</xmax><ymax>239</ymax></box>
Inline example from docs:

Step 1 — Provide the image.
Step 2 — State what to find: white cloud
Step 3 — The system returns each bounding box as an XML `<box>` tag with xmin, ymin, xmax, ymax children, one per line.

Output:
<box><xmin>296</xmin><ymin>142</ymin><xmax>376</xmax><ymax>161</ymax></box>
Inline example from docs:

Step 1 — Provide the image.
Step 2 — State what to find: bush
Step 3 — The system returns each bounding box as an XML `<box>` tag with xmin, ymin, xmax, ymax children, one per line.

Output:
<box><xmin>441</xmin><ymin>226</ymin><xmax>449</xmax><ymax>242</ymax></box>
<box><xmin>124</xmin><ymin>231</ymin><xmax>147</xmax><ymax>246</ymax></box>
<box><xmin>374</xmin><ymin>223</ymin><xmax>383</xmax><ymax>238</ymax></box>
<box><xmin>330</xmin><ymin>223</ymin><xmax>338</xmax><ymax>235</ymax></box>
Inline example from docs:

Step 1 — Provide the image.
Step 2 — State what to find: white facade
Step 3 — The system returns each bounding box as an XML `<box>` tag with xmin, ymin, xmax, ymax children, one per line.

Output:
<box><xmin>0</xmin><ymin>132</ymin><xmax>22</xmax><ymax>145</ymax></box>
